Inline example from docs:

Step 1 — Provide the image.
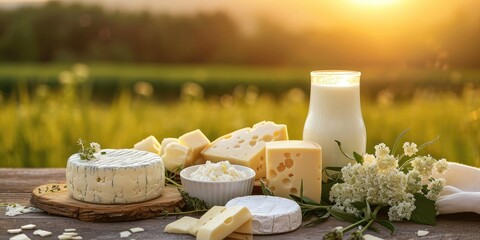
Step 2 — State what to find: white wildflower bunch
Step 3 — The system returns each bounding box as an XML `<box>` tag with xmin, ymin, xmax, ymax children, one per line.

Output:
<box><xmin>330</xmin><ymin>138</ymin><xmax>448</xmax><ymax>222</ymax></box>
<box><xmin>77</xmin><ymin>138</ymin><xmax>102</xmax><ymax>160</ymax></box>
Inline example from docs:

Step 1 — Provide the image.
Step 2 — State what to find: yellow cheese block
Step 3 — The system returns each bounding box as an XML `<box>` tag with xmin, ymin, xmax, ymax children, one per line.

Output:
<box><xmin>202</xmin><ymin>121</ymin><xmax>288</xmax><ymax>179</ymax></box>
<box><xmin>164</xmin><ymin>216</ymin><xmax>199</xmax><ymax>234</ymax></box>
<box><xmin>162</xmin><ymin>142</ymin><xmax>191</xmax><ymax>173</ymax></box>
<box><xmin>265</xmin><ymin>140</ymin><xmax>322</xmax><ymax>202</ymax></box>
<box><xmin>179</xmin><ymin>129</ymin><xmax>211</xmax><ymax>167</ymax></box>
<box><xmin>160</xmin><ymin>138</ymin><xmax>178</xmax><ymax>156</ymax></box>
<box><xmin>133</xmin><ymin>135</ymin><xmax>161</xmax><ymax>154</ymax></box>
<box><xmin>197</xmin><ymin>206</ymin><xmax>252</xmax><ymax>240</ymax></box>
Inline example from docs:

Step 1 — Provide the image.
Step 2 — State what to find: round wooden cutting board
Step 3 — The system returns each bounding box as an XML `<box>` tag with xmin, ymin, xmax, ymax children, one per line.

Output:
<box><xmin>31</xmin><ymin>184</ymin><xmax>184</xmax><ymax>222</ymax></box>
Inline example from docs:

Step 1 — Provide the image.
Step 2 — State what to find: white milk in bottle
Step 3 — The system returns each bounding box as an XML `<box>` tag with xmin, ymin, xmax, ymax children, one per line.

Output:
<box><xmin>303</xmin><ymin>70</ymin><xmax>366</xmax><ymax>180</ymax></box>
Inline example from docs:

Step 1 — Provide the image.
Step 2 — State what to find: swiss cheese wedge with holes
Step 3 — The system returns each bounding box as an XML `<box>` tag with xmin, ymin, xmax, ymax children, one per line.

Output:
<box><xmin>265</xmin><ymin>140</ymin><xmax>322</xmax><ymax>202</ymax></box>
<box><xmin>201</xmin><ymin>121</ymin><xmax>288</xmax><ymax>179</ymax></box>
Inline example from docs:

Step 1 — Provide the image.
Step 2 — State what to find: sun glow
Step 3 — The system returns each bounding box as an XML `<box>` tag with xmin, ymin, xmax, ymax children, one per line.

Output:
<box><xmin>351</xmin><ymin>0</ymin><xmax>398</xmax><ymax>6</ymax></box>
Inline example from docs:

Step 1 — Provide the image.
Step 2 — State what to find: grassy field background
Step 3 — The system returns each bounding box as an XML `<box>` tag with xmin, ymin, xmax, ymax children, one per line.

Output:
<box><xmin>0</xmin><ymin>63</ymin><xmax>479</xmax><ymax>168</ymax></box>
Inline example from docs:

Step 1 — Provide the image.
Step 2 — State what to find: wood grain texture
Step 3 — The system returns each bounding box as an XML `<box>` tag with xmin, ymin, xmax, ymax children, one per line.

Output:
<box><xmin>0</xmin><ymin>168</ymin><xmax>65</xmax><ymax>193</ymax></box>
<box><xmin>2</xmin><ymin>168</ymin><xmax>480</xmax><ymax>240</ymax></box>
<box><xmin>31</xmin><ymin>184</ymin><xmax>184</xmax><ymax>222</ymax></box>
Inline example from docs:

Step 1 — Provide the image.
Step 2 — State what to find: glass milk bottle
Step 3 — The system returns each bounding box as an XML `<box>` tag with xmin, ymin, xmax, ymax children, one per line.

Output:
<box><xmin>303</xmin><ymin>70</ymin><xmax>366</xmax><ymax>180</ymax></box>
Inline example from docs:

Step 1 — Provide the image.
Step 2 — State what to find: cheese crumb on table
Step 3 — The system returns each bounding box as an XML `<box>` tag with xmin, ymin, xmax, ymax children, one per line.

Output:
<box><xmin>7</xmin><ymin>229</ymin><xmax>22</xmax><ymax>234</ymax></box>
<box><xmin>9</xmin><ymin>234</ymin><xmax>31</xmax><ymax>240</ymax></box>
<box><xmin>418</xmin><ymin>230</ymin><xmax>429</xmax><ymax>237</ymax></box>
<box><xmin>5</xmin><ymin>204</ymin><xmax>43</xmax><ymax>217</ymax></box>
<box><xmin>129</xmin><ymin>227</ymin><xmax>144</xmax><ymax>233</ymax></box>
<box><xmin>33</xmin><ymin>229</ymin><xmax>52</xmax><ymax>237</ymax></box>
<box><xmin>363</xmin><ymin>234</ymin><xmax>385</xmax><ymax>240</ymax></box>
<box><xmin>20</xmin><ymin>224</ymin><xmax>36</xmax><ymax>230</ymax></box>
<box><xmin>190</xmin><ymin>161</ymin><xmax>248</xmax><ymax>181</ymax></box>
<box><xmin>119</xmin><ymin>231</ymin><xmax>131</xmax><ymax>238</ymax></box>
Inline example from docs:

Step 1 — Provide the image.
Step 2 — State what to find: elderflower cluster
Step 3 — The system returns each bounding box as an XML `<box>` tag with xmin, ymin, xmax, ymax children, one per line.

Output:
<box><xmin>77</xmin><ymin>138</ymin><xmax>102</xmax><ymax>160</ymax></box>
<box><xmin>330</xmin><ymin>142</ymin><xmax>448</xmax><ymax>221</ymax></box>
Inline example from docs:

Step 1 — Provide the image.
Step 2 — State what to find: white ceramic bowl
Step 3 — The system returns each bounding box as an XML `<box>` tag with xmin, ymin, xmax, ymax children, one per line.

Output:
<box><xmin>180</xmin><ymin>164</ymin><xmax>256</xmax><ymax>207</ymax></box>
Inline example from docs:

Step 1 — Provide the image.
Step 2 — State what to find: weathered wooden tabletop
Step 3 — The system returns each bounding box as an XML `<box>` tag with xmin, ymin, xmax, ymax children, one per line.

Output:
<box><xmin>1</xmin><ymin>168</ymin><xmax>480</xmax><ymax>240</ymax></box>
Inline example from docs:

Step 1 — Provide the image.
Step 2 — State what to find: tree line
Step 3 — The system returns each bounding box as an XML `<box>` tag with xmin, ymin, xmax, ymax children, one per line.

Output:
<box><xmin>0</xmin><ymin>1</ymin><xmax>479</xmax><ymax>68</ymax></box>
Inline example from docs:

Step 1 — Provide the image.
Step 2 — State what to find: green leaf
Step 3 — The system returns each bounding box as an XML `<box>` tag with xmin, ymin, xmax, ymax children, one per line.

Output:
<box><xmin>351</xmin><ymin>201</ymin><xmax>367</xmax><ymax>211</ymax></box>
<box><xmin>321</xmin><ymin>181</ymin><xmax>337</xmax><ymax>204</ymax></box>
<box><xmin>417</xmin><ymin>135</ymin><xmax>440</xmax><ymax>152</ymax></box>
<box><xmin>353</xmin><ymin>151</ymin><xmax>363</xmax><ymax>164</ymax></box>
<box><xmin>260</xmin><ymin>180</ymin><xmax>275</xmax><ymax>196</ymax></box>
<box><xmin>335</xmin><ymin>140</ymin><xmax>355</xmax><ymax>160</ymax></box>
<box><xmin>324</xmin><ymin>166</ymin><xmax>343</xmax><ymax>172</ymax></box>
<box><xmin>300</xmin><ymin>179</ymin><xmax>304</xmax><ymax>199</ymax></box>
<box><xmin>410</xmin><ymin>193</ymin><xmax>437</xmax><ymax>226</ymax></box>
<box><xmin>392</xmin><ymin>128</ymin><xmax>410</xmax><ymax>156</ymax></box>
<box><xmin>376</xmin><ymin>219</ymin><xmax>396</xmax><ymax>235</ymax></box>
<box><xmin>305</xmin><ymin>212</ymin><xmax>330</xmax><ymax>227</ymax></box>
<box><xmin>327</xmin><ymin>208</ymin><xmax>362</xmax><ymax>224</ymax></box>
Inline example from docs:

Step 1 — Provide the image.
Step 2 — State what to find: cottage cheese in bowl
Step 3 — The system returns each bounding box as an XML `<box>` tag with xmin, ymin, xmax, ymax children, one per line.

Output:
<box><xmin>180</xmin><ymin>161</ymin><xmax>255</xmax><ymax>206</ymax></box>
<box><xmin>190</xmin><ymin>161</ymin><xmax>248</xmax><ymax>182</ymax></box>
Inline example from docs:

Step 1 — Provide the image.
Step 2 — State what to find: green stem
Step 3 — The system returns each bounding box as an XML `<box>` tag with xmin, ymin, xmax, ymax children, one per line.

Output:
<box><xmin>301</xmin><ymin>203</ymin><xmax>331</xmax><ymax>209</ymax></box>
<box><xmin>343</xmin><ymin>219</ymin><xmax>369</xmax><ymax>233</ymax></box>
<box><xmin>164</xmin><ymin>209</ymin><xmax>207</xmax><ymax>216</ymax></box>
<box><xmin>399</xmin><ymin>157</ymin><xmax>414</xmax><ymax>170</ymax></box>
<box><xmin>166</xmin><ymin>177</ymin><xmax>182</xmax><ymax>188</ymax></box>
<box><xmin>360</xmin><ymin>205</ymin><xmax>383</xmax><ymax>234</ymax></box>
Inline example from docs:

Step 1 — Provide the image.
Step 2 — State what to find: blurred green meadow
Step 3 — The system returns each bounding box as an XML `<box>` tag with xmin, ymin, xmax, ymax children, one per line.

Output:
<box><xmin>0</xmin><ymin>63</ymin><xmax>479</xmax><ymax>168</ymax></box>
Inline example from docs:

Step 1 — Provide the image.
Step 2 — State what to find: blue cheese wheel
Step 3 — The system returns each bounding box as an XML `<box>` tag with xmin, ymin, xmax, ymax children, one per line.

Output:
<box><xmin>66</xmin><ymin>149</ymin><xmax>165</xmax><ymax>204</ymax></box>
<box><xmin>225</xmin><ymin>195</ymin><xmax>302</xmax><ymax>234</ymax></box>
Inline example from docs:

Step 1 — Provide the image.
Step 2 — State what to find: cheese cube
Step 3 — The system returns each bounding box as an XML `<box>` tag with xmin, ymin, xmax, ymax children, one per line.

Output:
<box><xmin>134</xmin><ymin>135</ymin><xmax>161</xmax><ymax>154</ymax></box>
<box><xmin>160</xmin><ymin>138</ymin><xmax>179</xmax><ymax>156</ymax></box>
<box><xmin>197</xmin><ymin>206</ymin><xmax>252</xmax><ymax>240</ymax></box>
<box><xmin>202</xmin><ymin>121</ymin><xmax>288</xmax><ymax>179</ymax></box>
<box><xmin>162</xmin><ymin>142</ymin><xmax>191</xmax><ymax>173</ymax></box>
<box><xmin>164</xmin><ymin>216</ymin><xmax>199</xmax><ymax>234</ymax></box>
<box><xmin>179</xmin><ymin>129</ymin><xmax>211</xmax><ymax>167</ymax></box>
<box><xmin>189</xmin><ymin>206</ymin><xmax>226</xmax><ymax>236</ymax></box>
<box><xmin>265</xmin><ymin>140</ymin><xmax>322</xmax><ymax>202</ymax></box>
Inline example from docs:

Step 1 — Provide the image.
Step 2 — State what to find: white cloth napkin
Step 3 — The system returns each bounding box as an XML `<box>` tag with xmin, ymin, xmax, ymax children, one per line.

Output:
<box><xmin>435</xmin><ymin>162</ymin><xmax>480</xmax><ymax>214</ymax></box>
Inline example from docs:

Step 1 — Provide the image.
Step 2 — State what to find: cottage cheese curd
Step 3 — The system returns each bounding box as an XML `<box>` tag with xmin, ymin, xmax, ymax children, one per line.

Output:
<box><xmin>190</xmin><ymin>161</ymin><xmax>247</xmax><ymax>181</ymax></box>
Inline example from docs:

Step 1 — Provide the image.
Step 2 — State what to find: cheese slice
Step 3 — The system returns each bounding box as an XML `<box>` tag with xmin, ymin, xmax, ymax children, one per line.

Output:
<box><xmin>179</xmin><ymin>129</ymin><xmax>211</xmax><ymax>167</ymax></box>
<box><xmin>265</xmin><ymin>140</ymin><xmax>322</xmax><ymax>202</ymax></box>
<box><xmin>164</xmin><ymin>216</ymin><xmax>199</xmax><ymax>234</ymax></box>
<box><xmin>161</xmin><ymin>142</ymin><xmax>191</xmax><ymax>173</ymax></box>
<box><xmin>165</xmin><ymin>208</ymin><xmax>252</xmax><ymax>239</ymax></box>
<box><xmin>196</xmin><ymin>206</ymin><xmax>252</xmax><ymax>240</ymax></box>
<box><xmin>226</xmin><ymin>195</ymin><xmax>302</xmax><ymax>234</ymax></box>
<box><xmin>225</xmin><ymin>232</ymin><xmax>253</xmax><ymax>240</ymax></box>
<box><xmin>133</xmin><ymin>135</ymin><xmax>161</xmax><ymax>154</ymax></box>
<box><xmin>189</xmin><ymin>206</ymin><xmax>226</xmax><ymax>235</ymax></box>
<box><xmin>66</xmin><ymin>149</ymin><xmax>165</xmax><ymax>204</ymax></box>
<box><xmin>201</xmin><ymin>121</ymin><xmax>288</xmax><ymax>179</ymax></box>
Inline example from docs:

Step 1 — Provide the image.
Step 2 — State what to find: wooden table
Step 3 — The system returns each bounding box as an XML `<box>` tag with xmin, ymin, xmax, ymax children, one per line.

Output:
<box><xmin>1</xmin><ymin>168</ymin><xmax>480</xmax><ymax>240</ymax></box>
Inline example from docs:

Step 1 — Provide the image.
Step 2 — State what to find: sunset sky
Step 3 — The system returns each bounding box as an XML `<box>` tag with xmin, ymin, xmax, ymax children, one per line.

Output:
<box><xmin>1</xmin><ymin>0</ymin><xmax>477</xmax><ymax>33</ymax></box>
